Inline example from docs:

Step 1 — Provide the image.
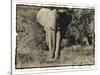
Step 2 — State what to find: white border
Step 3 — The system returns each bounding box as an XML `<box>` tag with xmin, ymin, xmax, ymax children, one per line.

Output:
<box><xmin>12</xmin><ymin>0</ymin><xmax>97</xmax><ymax>75</ymax></box>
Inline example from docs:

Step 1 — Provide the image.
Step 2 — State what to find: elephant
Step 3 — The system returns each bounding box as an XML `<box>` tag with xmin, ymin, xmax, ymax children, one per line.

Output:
<box><xmin>37</xmin><ymin>7</ymin><xmax>72</xmax><ymax>59</ymax></box>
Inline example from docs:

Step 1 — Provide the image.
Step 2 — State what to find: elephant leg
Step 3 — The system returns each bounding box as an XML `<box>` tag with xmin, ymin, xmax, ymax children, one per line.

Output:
<box><xmin>48</xmin><ymin>30</ymin><xmax>53</xmax><ymax>58</ymax></box>
<box><xmin>51</xmin><ymin>29</ymin><xmax>56</xmax><ymax>58</ymax></box>
<box><xmin>55</xmin><ymin>31</ymin><xmax>61</xmax><ymax>59</ymax></box>
<box><xmin>48</xmin><ymin>29</ymin><xmax>56</xmax><ymax>58</ymax></box>
<box><xmin>46</xmin><ymin>31</ymin><xmax>49</xmax><ymax>46</ymax></box>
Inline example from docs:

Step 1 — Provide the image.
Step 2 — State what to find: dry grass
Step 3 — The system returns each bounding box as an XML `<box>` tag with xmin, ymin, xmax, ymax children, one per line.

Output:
<box><xmin>16</xmin><ymin>45</ymin><xmax>94</xmax><ymax>68</ymax></box>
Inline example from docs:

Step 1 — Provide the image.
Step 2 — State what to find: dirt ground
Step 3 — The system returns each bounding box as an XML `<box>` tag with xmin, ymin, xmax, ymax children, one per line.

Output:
<box><xmin>15</xmin><ymin>5</ymin><xmax>95</xmax><ymax>69</ymax></box>
<box><xmin>16</xmin><ymin>45</ymin><xmax>94</xmax><ymax>68</ymax></box>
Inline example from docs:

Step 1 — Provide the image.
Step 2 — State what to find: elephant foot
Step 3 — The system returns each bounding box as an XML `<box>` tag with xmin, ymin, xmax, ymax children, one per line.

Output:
<box><xmin>48</xmin><ymin>58</ymin><xmax>55</xmax><ymax>61</ymax></box>
<box><xmin>55</xmin><ymin>56</ymin><xmax>59</xmax><ymax>59</ymax></box>
<box><xmin>48</xmin><ymin>52</ymin><xmax>55</xmax><ymax>59</ymax></box>
<box><xmin>46</xmin><ymin>57</ymin><xmax>58</xmax><ymax>63</ymax></box>
<box><xmin>55</xmin><ymin>53</ymin><xmax>60</xmax><ymax>59</ymax></box>
<box><xmin>48</xmin><ymin>54</ymin><xmax>53</xmax><ymax>59</ymax></box>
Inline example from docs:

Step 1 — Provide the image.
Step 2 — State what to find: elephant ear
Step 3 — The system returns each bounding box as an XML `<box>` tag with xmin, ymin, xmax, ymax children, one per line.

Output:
<box><xmin>57</xmin><ymin>11</ymin><xmax>72</xmax><ymax>27</ymax></box>
<box><xmin>65</xmin><ymin>13</ymin><xmax>72</xmax><ymax>25</ymax></box>
<box><xmin>57</xmin><ymin>9</ymin><xmax>72</xmax><ymax>25</ymax></box>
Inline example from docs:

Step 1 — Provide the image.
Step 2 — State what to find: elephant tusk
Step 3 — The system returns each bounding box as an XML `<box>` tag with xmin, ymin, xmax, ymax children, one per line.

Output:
<box><xmin>50</xmin><ymin>27</ymin><xmax>56</xmax><ymax>31</ymax></box>
<box><xmin>50</xmin><ymin>27</ymin><xmax>60</xmax><ymax>31</ymax></box>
